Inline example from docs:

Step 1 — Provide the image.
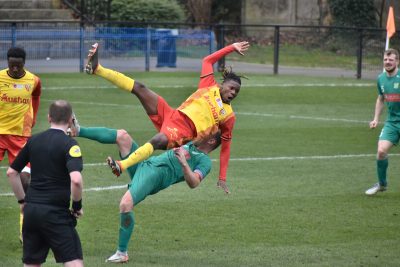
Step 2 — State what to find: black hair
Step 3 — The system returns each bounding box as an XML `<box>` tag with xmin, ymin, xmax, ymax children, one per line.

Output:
<box><xmin>222</xmin><ymin>66</ymin><xmax>245</xmax><ymax>85</ymax></box>
<box><xmin>49</xmin><ymin>100</ymin><xmax>73</xmax><ymax>124</ymax></box>
<box><xmin>7</xmin><ymin>47</ymin><xmax>26</xmax><ymax>62</ymax></box>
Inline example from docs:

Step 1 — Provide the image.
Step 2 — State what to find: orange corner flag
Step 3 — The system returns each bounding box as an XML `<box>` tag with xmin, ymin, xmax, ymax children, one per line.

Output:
<box><xmin>387</xmin><ymin>6</ymin><xmax>396</xmax><ymax>38</ymax></box>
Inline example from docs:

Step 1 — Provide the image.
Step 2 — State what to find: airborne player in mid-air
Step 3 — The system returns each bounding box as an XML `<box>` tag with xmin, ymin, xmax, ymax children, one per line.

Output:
<box><xmin>85</xmin><ymin>41</ymin><xmax>250</xmax><ymax>193</ymax></box>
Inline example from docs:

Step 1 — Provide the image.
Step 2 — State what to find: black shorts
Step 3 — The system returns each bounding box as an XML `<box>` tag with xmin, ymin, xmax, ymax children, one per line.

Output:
<box><xmin>22</xmin><ymin>203</ymin><xmax>83</xmax><ymax>264</ymax></box>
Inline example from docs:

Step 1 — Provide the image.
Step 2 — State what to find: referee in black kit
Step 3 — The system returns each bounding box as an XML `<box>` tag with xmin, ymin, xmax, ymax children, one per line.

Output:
<box><xmin>7</xmin><ymin>100</ymin><xmax>84</xmax><ymax>267</ymax></box>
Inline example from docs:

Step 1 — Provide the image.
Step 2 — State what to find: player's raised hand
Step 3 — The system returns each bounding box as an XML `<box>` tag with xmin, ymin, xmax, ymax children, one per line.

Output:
<box><xmin>217</xmin><ymin>179</ymin><xmax>230</xmax><ymax>194</ymax></box>
<box><xmin>232</xmin><ymin>41</ymin><xmax>250</xmax><ymax>56</ymax></box>
<box><xmin>173</xmin><ymin>147</ymin><xmax>188</xmax><ymax>167</ymax></box>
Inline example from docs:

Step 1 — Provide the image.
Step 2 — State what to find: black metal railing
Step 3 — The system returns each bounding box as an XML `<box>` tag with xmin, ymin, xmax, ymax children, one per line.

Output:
<box><xmin>0</xmin><ymin>20</ymin><xmax>395</xmax><ymax>79</ymax></box>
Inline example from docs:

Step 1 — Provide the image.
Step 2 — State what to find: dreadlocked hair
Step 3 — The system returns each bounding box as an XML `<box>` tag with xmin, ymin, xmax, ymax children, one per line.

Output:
<box><xmin>221</xmin><ymin>66</ymin><xmax>247</xmax><ymax>85</ymax></box>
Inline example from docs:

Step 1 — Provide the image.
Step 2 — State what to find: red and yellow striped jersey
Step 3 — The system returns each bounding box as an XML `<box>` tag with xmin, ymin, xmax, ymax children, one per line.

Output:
<box><xmin>0</xmin><ymin>69</ymin><xmax>41</xmax><ymax>136</ymax></box>
<box><xmin>178</xmin><ymin>84</ymin><xmax>234</xmax><ymax>140</ymax></box>
<box><xmin>178</xmin><ymin>44</ymin><xmax>237</xmax><ymax>180</ymax></box>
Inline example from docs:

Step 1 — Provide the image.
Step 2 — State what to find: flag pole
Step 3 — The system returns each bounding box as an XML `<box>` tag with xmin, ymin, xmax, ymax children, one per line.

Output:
<box><xmin>384</xmin><ymin>6</ymin><xmax>396</xmax><ymax>71</ymax></box>
<box><xmin>385</xmin><ymin>34</ymin><xmax>390</xmax><ymax>50</ymax></box>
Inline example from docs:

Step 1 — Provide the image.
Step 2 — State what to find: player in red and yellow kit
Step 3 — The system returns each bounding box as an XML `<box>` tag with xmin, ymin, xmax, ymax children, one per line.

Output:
<box><xmin>0</xmin><ymin>47</ymin><xmax>41</xmax><ymax>242</ymax></box>
<box><xmin>85</xmin><ymin>41</ymin><xmax>249</xmax><ymax>193</ymax></box>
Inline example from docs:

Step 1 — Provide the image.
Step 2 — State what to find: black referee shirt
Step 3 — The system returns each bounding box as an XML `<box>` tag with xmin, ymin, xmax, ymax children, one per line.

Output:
<box><xmin>11</xmin><ymin>128</ymin><xmax>83</xmax><ymax>209</ymax></box>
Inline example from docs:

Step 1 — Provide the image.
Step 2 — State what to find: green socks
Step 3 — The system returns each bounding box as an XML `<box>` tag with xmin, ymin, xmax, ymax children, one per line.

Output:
<box><xmin>78</xmin><ymin>127</ymin><xmax>117</xmax><ymax>144</ymax></box>
<box><xmin>377</xmin><ymin>158</ymin><xmax>388</xmax><ymax>187</ymax></box>
<box><xmin>118</xmin><ymin>212</ymin><xmax>135</xmax><ymax>252</ymax></box>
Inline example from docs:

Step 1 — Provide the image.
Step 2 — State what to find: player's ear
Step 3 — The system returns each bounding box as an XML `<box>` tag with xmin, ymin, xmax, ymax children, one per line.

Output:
<box><xmin>47</xmin><ymin>114</ymin><xmax>51</xmax><ymax>123</ymax></box>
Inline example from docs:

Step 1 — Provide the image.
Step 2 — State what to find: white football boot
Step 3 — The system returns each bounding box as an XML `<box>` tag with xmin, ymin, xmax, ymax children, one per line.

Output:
<box><xmin>105</xmin><ymin>250</ymin><xmax>129</xmax><ymax>263</ymax></box>
<box><xmin>365</xmin><ymin>183</ymin><xmax>387</xmax><ymax>195</ymax></box>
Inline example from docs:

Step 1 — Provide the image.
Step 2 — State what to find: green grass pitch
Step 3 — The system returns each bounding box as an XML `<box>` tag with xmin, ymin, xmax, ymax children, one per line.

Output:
<box><xmin>1</xmin><ymin>71</ymin><xmax>400</xmax><ymax>266</ymax></box>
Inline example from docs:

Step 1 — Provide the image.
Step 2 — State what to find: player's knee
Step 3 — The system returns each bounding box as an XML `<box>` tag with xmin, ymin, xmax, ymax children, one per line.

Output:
<box><xmin>377</xmin><ymin>149</ymin><xmax>388</xmax><ymax>160</ymax></box>
<box><xmin>132</xmin><ymin>81</ymin><xmax>147</xmax><ymax>95</ymax></box>
<box><xmin>116</xmin><ymin>129</ymin><xmax>132</xmax><ymax>147</ymax></box>
<box><xmin>119</xmin><ymin>192</ymin><xmax>134</xmax><ymax>212</ymax></box>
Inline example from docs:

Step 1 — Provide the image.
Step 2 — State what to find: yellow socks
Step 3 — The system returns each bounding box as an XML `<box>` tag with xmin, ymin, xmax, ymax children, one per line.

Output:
<box><xmin>95</xmin><ymin>65</ymin><xmax>135</xmax><ymax>92</ymax></box>
<box><xmin>120</xmin><ymin>142</ymin><xmax>154</xmax><ymax>170</ymax></box>
<box><xmin>19</xmin><ymin>212</ymin><xmax>23</xmax><ymax>243</ymax></box>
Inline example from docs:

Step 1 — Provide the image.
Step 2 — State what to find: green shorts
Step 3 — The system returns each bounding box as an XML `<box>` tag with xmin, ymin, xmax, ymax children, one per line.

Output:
<box><xmin>379</xmin><ymin>122</ymin><xmax>400</xmax><ymax>145</ymax></box>
<box><xmin>124</xmin><ymin>143</ymin><xmax>173</xmax><ymax>205</ymax></box>
<box><xmin>128</xmin><ymin>161</ymin><xmax>168</xmax><ymax>205</ymax></box>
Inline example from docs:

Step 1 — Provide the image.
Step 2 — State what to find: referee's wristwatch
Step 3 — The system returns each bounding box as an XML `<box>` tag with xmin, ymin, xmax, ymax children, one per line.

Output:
<box><xmin>17</xmin><ymin>199</ymin><xmax>25</xmax><ymax>204</ymax></box>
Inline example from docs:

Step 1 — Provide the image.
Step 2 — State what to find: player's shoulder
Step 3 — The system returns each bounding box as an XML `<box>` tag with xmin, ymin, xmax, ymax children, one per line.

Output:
<box><xmin>24</xmin><ymin>69</ymin><xmax>39</xmax><ymax>80</ymax></box>
<box><xmin>59</xmin><ymin>131</ymin><xmax>82</xmax><ymax>157</ymax></box>
<box><xmin>0</xmin><ymin>68</ymin><xmax>8</xmax><ymax>76</ymax></box>
<box><xmin>377</xmin><ymin>71</ymin><xmax>386</xmax><ymax>81</ymax></box>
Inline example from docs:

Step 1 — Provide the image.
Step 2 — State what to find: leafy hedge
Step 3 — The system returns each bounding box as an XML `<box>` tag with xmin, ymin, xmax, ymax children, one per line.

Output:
<box><xmin>111</xmin><ymin>0</ymin><xmax>185</xmax><ymax>22</ymax></box>
<box><xmin>329</xmin><ymin>0</ymin><xmax>377</xmax><ymax>27</ymax></box>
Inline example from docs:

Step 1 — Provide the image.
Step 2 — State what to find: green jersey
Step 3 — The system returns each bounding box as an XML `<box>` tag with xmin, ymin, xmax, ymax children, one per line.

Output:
<box><xmin>377</xmin><ymin>69</ymin><xmax>400</xmax><ymax>122</ymax></box>
<box><xmin>145</xmin><ymin>141</ymin><xmax>212</xmax><ymax>185</ymax></box>
<box><xmin>127</xmin><ymin>141</ymin><xmax>212</xmax><ymax>205</ymax></box>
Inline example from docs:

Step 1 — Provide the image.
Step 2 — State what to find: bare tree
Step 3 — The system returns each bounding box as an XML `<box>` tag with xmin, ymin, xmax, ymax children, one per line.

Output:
<box><xmin>377</xmin><ymin>0</ymin><xmax>386</xmax><ymax>28</ymax></box>
<box><xmin>317</xmin><ymin>0</ymin><xmax>331</xmax><ymax>26</ymax></box>
<box><xmin>186</xmin><ymin>0</ymin><xmax>213</xmax><ymax>25</ymax></box>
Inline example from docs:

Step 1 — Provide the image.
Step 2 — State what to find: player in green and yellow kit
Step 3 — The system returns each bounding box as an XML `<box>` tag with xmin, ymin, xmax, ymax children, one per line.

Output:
<box><xmin>68</xmin><ymin>117</ymin><xmax>220</xmax><ymax>263</ymax></box>
<box><xmin>366</xmin><ymin>48</ymin><xmax>400</xmax><ymax>195</ymax></box>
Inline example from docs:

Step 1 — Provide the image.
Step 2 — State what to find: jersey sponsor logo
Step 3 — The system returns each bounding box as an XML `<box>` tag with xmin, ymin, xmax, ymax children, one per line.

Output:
<box><xmin>203</xmin><ymin>95</ymin><xmax>219</xmax><ymax>125</ymax></box>
<box><xmin>69</xmin><ymin>145</ymin><xmax>82</xmax><ymax>157</ymax></box>
<box><xmin>216</xmin><ymin>98</ymin><xmax>223</xmax><ymax>108</ymax></box>
<box><xmin>12</xmin><ymin>83</ymin><xmax>32</xmax><ymax>92</ymax></box>
<box><xmin>13</xmin><ymin>84</ymin><xmax>25</xmax><ymax>89</ymax></box>
<box><xmin>166</xmin><ymin>127</ymin><xmax>179</xmax><ymax>139</ymax></box>
<box><xmin>0</xmin><ymin>93</ymin><xmax>30</xmax><ymax>104</ymax></box>
<box><xmin>384</xmin><ymin>93</ymin><xmax>400</xmax><ymax>102</ymax></box>
<box><xmin>394</xmin><ymin>83</ymin><xmax>399</xmax><ymax>89</ymax></box>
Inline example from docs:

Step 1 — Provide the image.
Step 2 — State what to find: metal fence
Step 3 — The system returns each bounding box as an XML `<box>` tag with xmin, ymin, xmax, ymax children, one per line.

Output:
<box><xmin>0</xmin><ymin>21</ymin><xmax>396</xmax><ymax>79</ymax></box>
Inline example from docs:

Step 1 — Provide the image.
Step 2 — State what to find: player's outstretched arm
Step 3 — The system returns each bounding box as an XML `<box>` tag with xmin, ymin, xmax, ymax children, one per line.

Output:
<box><xmin>199</xmin><ymin>41</ymin><xmax>249</xmax><ymax>87</ymax></box>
